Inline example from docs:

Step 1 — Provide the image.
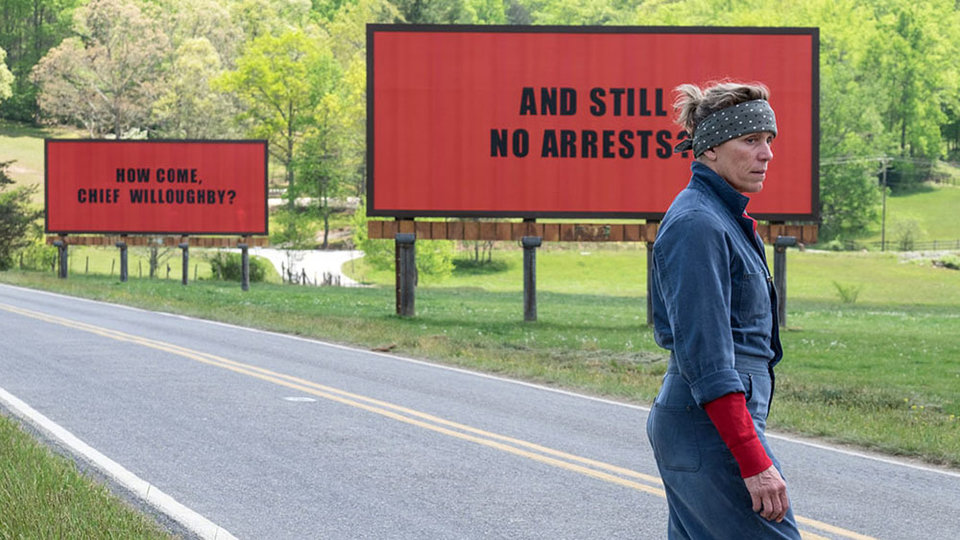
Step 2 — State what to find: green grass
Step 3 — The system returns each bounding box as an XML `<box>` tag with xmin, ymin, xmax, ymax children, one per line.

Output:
<box><xmin>353</xmin><ymin>244</ymin><xmax>649</xmax><ymax>297</ymax></box>
<box><xmin>0</xmin><ymin>414</ymin><xmax>174</xmax><ymax>539</ymax></box>
<box><xmin>3</xmin><ymin>245</ymin><xmax>959</xmax><ymax>467</ymax></box>
<box><xmin>860</xmin><ymin>181</ymin><xmax>960</xmax><ymax>247</ymax></box>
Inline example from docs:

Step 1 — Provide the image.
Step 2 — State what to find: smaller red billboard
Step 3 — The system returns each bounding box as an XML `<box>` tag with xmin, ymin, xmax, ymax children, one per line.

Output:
<box><xmin>45</xmin><ymin>140</ymin><xmax>268</xmax><ymax>235</ymax></box>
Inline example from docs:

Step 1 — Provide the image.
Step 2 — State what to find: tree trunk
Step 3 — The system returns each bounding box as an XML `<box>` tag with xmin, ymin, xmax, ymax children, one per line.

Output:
<box><xmin>286</xmin><ymin>101</ymin><xmax>296</xmax><ymax>211</ymax></box>
<box><xmin>149</xmin><ymin>245</ymin><xmax>159</xmax><ymax>278</ymax></box>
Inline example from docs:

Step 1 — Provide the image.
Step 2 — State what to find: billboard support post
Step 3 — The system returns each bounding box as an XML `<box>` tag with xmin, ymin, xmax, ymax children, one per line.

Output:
<box><xmin>522</xmin><ymin>236</ymin><xmax>542</xmax><ymax>322</ymax></box>
<box><xmin>645</xmin><ymin>220</ymin><xmax>660</xmax><ymax>326</ymax></box>
<box><xmin>115</xmin><ymin>240</ymin><xmax>128</xmax><ymax>282</ymax></box>
<box><xmin>774</xmin><ymin>235</ymin><xmax>798</xmax><ymax>327</ymax></box>
<box><xmin>646</xmin><ymin>242</ymin><xmax>654</xmax><ymax>327</ymax></box>
<box><xmin>178</xmin><ymin>239</ymin><xmax>189</xmax><ymax>286</ymax></box>
<box><xmin>53</xmin><ymin>237</ymin><xmax>67</xmax><ymax>279</ymax></box>
<box><xmin>238</xmin><ymin>239</ymin><xmax>250</xmax><ymax>292</ymax></box>
<box><xmin>395</xmin><ymin>233</ymin><xmax>416</xmax><ymax>317</ymax></box>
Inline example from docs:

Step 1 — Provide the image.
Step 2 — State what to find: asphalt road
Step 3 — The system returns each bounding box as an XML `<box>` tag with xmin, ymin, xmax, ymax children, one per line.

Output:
<box><xmin>1</xmin><ymin>283</ymin><xmax>957</xmax><ymax>539</ymax></box>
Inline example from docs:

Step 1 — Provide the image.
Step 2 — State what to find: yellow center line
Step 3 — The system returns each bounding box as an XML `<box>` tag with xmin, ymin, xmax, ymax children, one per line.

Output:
<box><xmin>1</xmin><ymin>302</ymin><xmax>876</xmax><ymax>539</ymax></box>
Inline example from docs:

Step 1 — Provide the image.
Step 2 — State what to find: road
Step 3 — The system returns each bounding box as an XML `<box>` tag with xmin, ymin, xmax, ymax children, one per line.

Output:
<box><xmin>1</xmin><ymin>283</ymin><xmax>957</xmax><ymax>539</ymax></box>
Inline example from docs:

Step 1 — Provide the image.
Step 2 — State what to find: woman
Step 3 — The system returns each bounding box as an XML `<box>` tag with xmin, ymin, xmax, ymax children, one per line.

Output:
<box><xmin>646</xmin><ymin>81</ymin><xmax>801</xmax><ymax>539</ymax></box>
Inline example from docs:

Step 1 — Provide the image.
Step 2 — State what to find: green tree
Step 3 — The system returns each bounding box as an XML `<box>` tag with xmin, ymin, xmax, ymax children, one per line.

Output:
<box><xmin>522</xmin><ymin>0</ymin><xmax>634</xmax><ymax>25</ymax></box>
<box><xmin>229</xmin><ymin>0</ymin><xmax>313</xmax><ymax>40</ymax></box>
<box><xmin>865</xmin><ymin>0</ymin><xmax>960</xmax><ymax>160</ymax></box>
<box><xmin>392</xmin><ymin>0</ymin><xmax>480</xmax><ymax>23</ymax></box>
<box><xmin>0</xmin><ymin>161</ymin><xmax>43</xmax><ymax>270</ymax></box>
<box><xmin>152</xmin><ymin>37</ymin><xmax>239</xmax><ymax>138</ymax></box>
<box><xmin>811</xmin><ymin>0</ymin><xmax>886</xmax><ymax>239</ymax></box>
<box><xmin>217</xmin><ymin>28</ymin><xmax>331</xmax><ymax>212</ymax></box>
<box><xmin>31</xmin><ymin>0</ymin><xmax>170</xmax><ymax>137</ymax></box>
<box><xmin>0</xmin><ymin>0</ymin><xmax>78</xmax><ymax>122</ymax></box>
<box><xmin>0</xmin><ymin>47</ymin><xmax>13</xmax><ymax>103</ymax></box>
<box><xmin>325</xmin><ymin>0</ymin><xmax>401</xmax><ymax>197</ymax></box>
<box><xmin>293</xmin><ymin>48</ymin><xmax>346</xmax><ymax>249</ymax></box>
<box><xmin>154</xmin><ymin>0</ymin><xmax>245</xmax><ymax>68</ymax></box>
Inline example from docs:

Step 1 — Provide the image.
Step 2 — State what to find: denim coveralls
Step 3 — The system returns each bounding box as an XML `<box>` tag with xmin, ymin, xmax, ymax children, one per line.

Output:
<box><xmin>647</xmin><ymin>162</ymin><xmax>801</xmax><ymax>539</ymax></box>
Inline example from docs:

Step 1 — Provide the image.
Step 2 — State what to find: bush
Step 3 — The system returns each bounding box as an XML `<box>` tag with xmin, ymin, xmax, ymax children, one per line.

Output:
<box><xmin>271</xmin><ymin>207</ymin><xmax>317</xmax><ymax>249</ymax></box>
<box><xmin>0</xmin><ymin>160</ymin><xmax>43</xmax><ymax>270</ymax></box>
<box><xmin>452</xmin><ymin>257</ymin><xmax>509</xmax><ymax>274</ymax></box>
<box><xmin>208</xmin><ymin>251</ymin><xmax>268</xmax><ymax>282</ymax></box>
<box><xmin>886</xmin><ymin>160</ymin><xmax>934</xmax><ymax>193</ymax></box>
<box><xmin>890</xmin><ymin>219</ymin><xmax>923</xmax><ymax>251</ymax></box>
<box><xmin>934</xmin><ymin>255</ymin><xmax>960</xmax><ymax>270</ymax></box>
<box><xmin>832</xmin><ymin>281</ymin><xmax>863</xmax><ymax>304</ymax></box>
<box><xmin>16</xmin><ymin>240</ymin><xmax>56</xmax><ymax>271</ymax></box>
<box><xmin>822</xmin><ymin>239</ymin><xmax>847</xmax><ymax>252</ymax></box>
<box><xmin>351</xmin><ymin>200</ymin><xmax>454</xmax><ymax>283</ymax></box>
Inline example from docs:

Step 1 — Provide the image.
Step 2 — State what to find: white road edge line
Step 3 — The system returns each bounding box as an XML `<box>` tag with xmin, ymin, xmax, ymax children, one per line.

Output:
<box><xmin>0</xmin><ymin>385</ymin><xmax>237</xmax><ymax>540</ymax></box>
<box><xmin>5</xmin><ymin>283</ymin><xmax>960</xmax><ymax>480</ymax></box>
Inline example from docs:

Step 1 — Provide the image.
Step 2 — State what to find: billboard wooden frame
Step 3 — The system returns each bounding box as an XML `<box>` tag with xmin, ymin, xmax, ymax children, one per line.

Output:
<box><xmin>367</xmin><ymin>24</ymin><xmax>819</xmax><ymax>223</ymax></box>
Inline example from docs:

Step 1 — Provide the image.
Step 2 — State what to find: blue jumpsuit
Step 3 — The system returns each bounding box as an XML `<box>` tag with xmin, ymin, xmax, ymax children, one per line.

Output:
<box><xmin>647</xmin><ymin>162</ymin><xmax>801</xmax><ymax>539</ymax></box>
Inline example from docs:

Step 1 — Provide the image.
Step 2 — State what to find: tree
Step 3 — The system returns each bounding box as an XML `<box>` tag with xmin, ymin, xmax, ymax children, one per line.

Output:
<box><xmin>0</xmin><ymin>47</ymin><xmax>13</xmax><ymax>103</ymax></box>
<box><xmin>31</xmin><ymin>0</ymin><xmax>170</xmax><ymax>137</ymax></box>
<box><xmin>392</xmin><ymin>0</ymin><xmax>475</xmax><ymax>23</ymax></box>
<box><xmin>325</xmin><ymin>0</ymin><xmax>401</xmax><ymax>196</ymax></box>
<box><xmin>152</xmin><ymin>38</ymin><xmax>239</xmax><ymax>139</ymax></box>
<box><xmin>0</xmin><ymin>0</ymin><xmax>78</xmax><ymax>122</ymax></box>
<box><xmin>228</xmin><ymin>0</ymin><xmax>313</xmax><ymax>41</ymax></box>
<box><xmin>153</xmin><ymin>0</ymin><xmax>245</xmax><ymax>68</ymax></box>
<box><xmin>0</xmin><ymin>161</ymin><xmax>43</xmax><ymax>270</ymax></box>
<box><xmin>217</xmin><ymin>28</ymin><xmax>330</xmax><ymax>213</ymax></box>
<box><xmin>293</xmin><ymin>48</ymin><xmax>346</xmax><ymax>249</ymax></box>
<box><xmin>521</xmin><ymin>0</ymin><xmax>633</xmax><ymax>25</ymax></box>
<box><xmin>810</xmin><ymin>0</ymin><xmax>886</xmax><ymax>239</ymax></box>
<box><xmin>864</xmin><ymin>0</ymin><xmax>960</xmax><ymax>160</ymax></box>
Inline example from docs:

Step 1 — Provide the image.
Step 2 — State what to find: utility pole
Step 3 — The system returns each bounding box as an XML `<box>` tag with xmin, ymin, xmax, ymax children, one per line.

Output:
<box><xmin>880</xmin><ymin>156</ymin><xmax>890</xmax><ymax>252</ymax></box>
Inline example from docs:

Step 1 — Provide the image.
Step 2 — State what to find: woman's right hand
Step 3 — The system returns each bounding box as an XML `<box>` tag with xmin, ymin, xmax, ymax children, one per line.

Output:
<box><xmin>743</xmin><ymin>464</ymin><xmax>790</xmax><ymax>522</ymax></box>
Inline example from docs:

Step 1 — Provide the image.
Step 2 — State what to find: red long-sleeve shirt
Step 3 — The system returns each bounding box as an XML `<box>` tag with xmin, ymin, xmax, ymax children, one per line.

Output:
<box><xmin>704</xmin><ymin>392</ymin><xmax>772</xmax><ymax>478</ymax></box>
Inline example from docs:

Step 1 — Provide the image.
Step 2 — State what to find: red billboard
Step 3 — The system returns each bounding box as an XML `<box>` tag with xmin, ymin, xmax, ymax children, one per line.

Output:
<box><xmin>368</xmin><ymin>25</ymin><xmax>818</xmax><ymax>221</ymax></box>
<box><xmin>45</xmin><ymin>140</ymin><xmax>268</xmax><ymax>235</ymax></box>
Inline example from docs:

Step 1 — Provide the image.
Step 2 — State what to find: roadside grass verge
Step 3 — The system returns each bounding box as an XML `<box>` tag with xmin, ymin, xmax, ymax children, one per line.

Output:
<box><xmin>2</xmin><ymin>244</ymin><xmax>959</xmax><ymax>467</ymax></box>
<box><xmin>0</xmin><ymin>414</ymin><xmax>174</xmax><ymax>539</ymax></box>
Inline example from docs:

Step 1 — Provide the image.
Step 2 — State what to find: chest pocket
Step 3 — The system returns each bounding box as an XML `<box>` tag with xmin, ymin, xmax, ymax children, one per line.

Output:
<box><xmin>733</xmin><ymin>271</ymin><xmax>770</xmax><ymax>323</ymax></box>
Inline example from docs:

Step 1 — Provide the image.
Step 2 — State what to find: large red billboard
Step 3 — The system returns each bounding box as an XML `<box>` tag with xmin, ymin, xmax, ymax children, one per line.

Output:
<box><xmin>368</xmin><ymin>25</ymin><xmax>818</xmax><ymax>221</ymax></box>
<box><xmin>45</xmin><ymin>140</ymin><xmax>268</xmax><ymax>235</ymax></box>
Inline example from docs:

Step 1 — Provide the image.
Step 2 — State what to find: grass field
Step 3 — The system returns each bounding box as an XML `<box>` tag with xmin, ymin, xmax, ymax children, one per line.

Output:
<box><xmin>858</xmin><ymin>180</ymin><xmax>960</xmax><ymax>247</ymax></box>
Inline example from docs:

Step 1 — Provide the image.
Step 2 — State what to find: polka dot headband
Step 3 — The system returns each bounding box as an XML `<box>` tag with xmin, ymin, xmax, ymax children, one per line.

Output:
<box><xmin>673</xmin><ymin>99</ymin><xmax>777</xmax><ymax>157</ymax></box>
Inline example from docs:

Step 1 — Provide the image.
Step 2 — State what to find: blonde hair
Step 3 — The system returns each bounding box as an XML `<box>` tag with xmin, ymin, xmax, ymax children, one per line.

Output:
<box><xmin>674</xmin><ymin>82</ymin><xmax>771</xmax><ymax>135</ymax></box>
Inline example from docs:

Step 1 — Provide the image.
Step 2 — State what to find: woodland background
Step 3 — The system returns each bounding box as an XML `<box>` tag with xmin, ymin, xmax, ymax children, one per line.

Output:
<box><xmin>1</xmin><ymin>0</ymin><xmax>959</xmax><ymax>252</ymax></box>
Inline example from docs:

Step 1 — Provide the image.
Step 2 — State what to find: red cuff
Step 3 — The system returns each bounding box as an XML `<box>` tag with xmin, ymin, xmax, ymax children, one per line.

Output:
<box><xmin>704</xmin><ymin>392</ymin><xmax>772</xmax><ymax>478</ymax></box>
